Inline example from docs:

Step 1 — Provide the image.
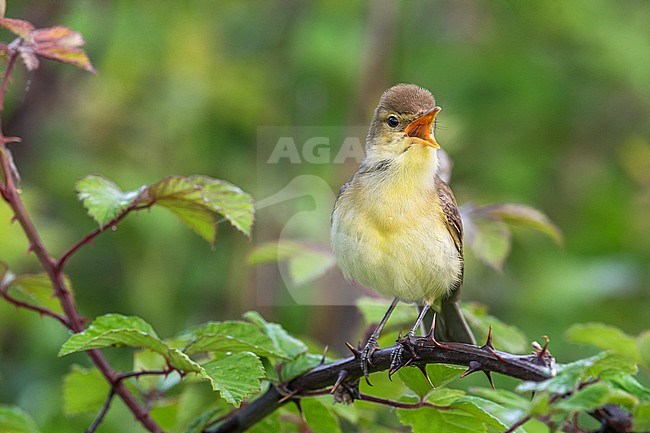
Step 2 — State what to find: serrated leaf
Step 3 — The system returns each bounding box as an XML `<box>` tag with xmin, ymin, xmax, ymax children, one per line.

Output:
<box><xmin>454</xmin><ymin>396</ymin><xmax>526</xmax><ymax>433</ymax></box>
<box><xmin>76</xmin><ymin>175</ymin><xmax>142</xmax><ymax>226</ymax></box>
<box><xmin>62</xmin><ymin>366</ymin><xmax>109</xmax><ymax>415</ymax></box>
<box><xmin>565</xmin><ymin>323</ymin><xmax>642</xmax><ymax>364</ymax></box>
<box><xmin>479</xmin><ymin>203</ymin><xmax>563</xmax><ymax>245</ymax></box>
<box><xmin>149</xmin><ymin>176</ymin><xmax>254</xmax><ymax>243</ymax></box>
<box><xmin>190</xmin><ymin>176</ymin><xmax>254</xmax><ymax>237</ymax></box>
<box><xmin>202</xmin><ymin>352</ymin><xmax>264</xmax><ymax>407</ymax></box>
<box><xmin>0</xmin><ymin>405</ymin><xmax>40</xmax><ymax>433</ymax></box>
<box><xmin>243</xmin><ymin>311</ymin><xmax>307</xmax><ymax>359</ymax></box>
<box><xmin>183</xmin><ymin>321</ymin><xmax>287</xmax><ymax>359</ymax></box>
<box><xmin>59</xmin><ymin>314</ymin><xmax>166</xmax><ymax>356</ymax></box>
<box><xmin>0</xmin><ymin>17</ymin><xmax>35</xmax><ymax>38</ymax></box>
<box><xmin>462</xmin><ymin>303</ymin><xmax>528</xmax><ymax>353</ymax></box>
<box><xmin>34</xmin><ymin>46</ymin><xmax>95</xmax><ymax>73</ymax></box>
<box><xmin>133</xmin><ymin>350</ymin><xmax>167</xmax><ymax>390</ymax></box>
<box><xmin>5</xmin><ymin>273</ymin><xmax>65</xmax><ymax>314</ymax></box>
<box><xmin>397</xmin><ymin>403</ymin><xmax>487</xmax><ymax>433</ymax></box>
<box><xmin>517</xmin><ymin>353</ymin><xmax>606</xmax><ymax>394</ymax></box>
<box><xmin>58</xmin><ymin>314</ymin><xmax>200</xmax><ymax>373</ymax></box>
<box><xmin>301</xmin><ymin>398</ymin><xmax>341</xmax><ymax>433</ymax></box>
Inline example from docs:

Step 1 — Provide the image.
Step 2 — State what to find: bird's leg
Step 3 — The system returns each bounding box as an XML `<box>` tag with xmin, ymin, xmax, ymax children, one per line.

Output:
<box><xmin>390</xmin><ymin>304</ymin><xmax>430</xmax><ymax>376</ymax></box>
<box><xmin>360</xmin><ymin>297</ymin><xmax>399</xmax><ymax>385</ymax></box>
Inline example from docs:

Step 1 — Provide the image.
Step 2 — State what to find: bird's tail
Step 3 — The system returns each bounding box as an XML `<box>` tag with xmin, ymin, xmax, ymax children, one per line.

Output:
<box><xmin>435</xmin><ymin>299</ymin><xmax>476</xmax><ymax>345</ymax></box>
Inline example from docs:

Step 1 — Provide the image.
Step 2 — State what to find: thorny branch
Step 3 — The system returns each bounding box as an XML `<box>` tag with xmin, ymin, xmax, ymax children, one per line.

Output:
<box><xmin>205</xmin><ymin>331</ymin><xmax>556</xmax><ymax>433</ymax></box>
<box><xmin>0</xmin><ymin>47</ymin><xmax>164</xmax><ymax>432</ymax></box>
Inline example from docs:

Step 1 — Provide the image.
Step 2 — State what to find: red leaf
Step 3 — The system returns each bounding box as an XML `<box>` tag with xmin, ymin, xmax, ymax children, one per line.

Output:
<box><xmin>32</xmin><ymin>26</ymin><xmax>84</xmax><ymax>47</ymax></box>
<box><xmin>0</xmin><ymin>17</ymin><xmax>35</xmax><ymax>39</ymax></box>
<box><xmin>33</xmin><ymin>46</ymin><xmax>95</xmax><ymax>73</ymax></box>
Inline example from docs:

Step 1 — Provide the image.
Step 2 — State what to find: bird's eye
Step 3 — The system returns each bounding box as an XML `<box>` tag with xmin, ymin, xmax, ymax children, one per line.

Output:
<box><xmin>386</xmin><ymin>115</ymin><xmax>399</xmax><ymax>128</ymax></box>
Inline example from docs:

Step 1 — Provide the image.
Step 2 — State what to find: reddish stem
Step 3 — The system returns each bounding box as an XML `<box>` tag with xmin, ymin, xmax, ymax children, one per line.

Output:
<box><xmin>0</xmin><ymin>50</ymin><xmax>163</xmax><ymax>432</ymax></box>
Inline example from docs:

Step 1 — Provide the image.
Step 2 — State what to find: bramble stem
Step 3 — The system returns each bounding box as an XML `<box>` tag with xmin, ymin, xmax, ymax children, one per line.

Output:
<box><xmin>0</xmin><ymin>49</ymin><xmax>164</xmax><ymax>433</ymax></box>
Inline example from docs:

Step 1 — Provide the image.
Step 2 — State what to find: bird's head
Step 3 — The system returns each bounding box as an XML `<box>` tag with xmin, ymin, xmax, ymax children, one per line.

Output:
<box><xmin>365</xmin><ymin>84</ymin><xmax>442</xmax><ymax>162</ymax></box>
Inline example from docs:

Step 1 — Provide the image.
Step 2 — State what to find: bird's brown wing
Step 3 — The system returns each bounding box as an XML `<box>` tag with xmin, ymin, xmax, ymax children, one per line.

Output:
<box><xmin>435</xmin><ymin>175</ymin><xmax>464</xmax><ymax>293</ymax></box>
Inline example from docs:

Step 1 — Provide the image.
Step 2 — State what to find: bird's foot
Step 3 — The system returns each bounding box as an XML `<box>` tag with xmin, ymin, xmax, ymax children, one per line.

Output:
<box><xmin>389</xmin><ymin>332</ymin><xmax>418</xmax><ymax>378</ymax></box>
<box><xmin>360</xmin><ymin>337</ymin><xmax>380</xmax><ymax>385</ymax></box>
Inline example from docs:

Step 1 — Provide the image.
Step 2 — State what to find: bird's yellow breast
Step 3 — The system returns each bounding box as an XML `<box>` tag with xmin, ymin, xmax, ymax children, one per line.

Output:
<box><xmin>331</xmin><ymin>153</ymin><xmax>462</xmax><ymax>304</ymax></box>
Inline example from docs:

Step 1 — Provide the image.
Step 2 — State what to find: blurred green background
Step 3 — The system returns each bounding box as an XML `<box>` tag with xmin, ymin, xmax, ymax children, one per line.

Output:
<box><xmin>0</xmin><ymin>0</ymin><xmax>648</xmax><ymax>431</ymax></box>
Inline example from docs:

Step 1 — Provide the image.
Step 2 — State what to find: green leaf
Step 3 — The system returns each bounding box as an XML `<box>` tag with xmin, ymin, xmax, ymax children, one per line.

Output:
<box><xmin>554</xmin><ymin>383</ymin><xmax>611</xmax><ymax>412</ymax></box>
<box><xmin>479</xmin><ymin>203</ymin><xmax>563</xmax><ymax>245</ymax></box>
<box><xmin>633</xmin><ymin>402</ymin><xmax>650</xmax><ymax>432</ymax></box>
<box><xmin>202</xmin><ymin>352</ymin><xmax>264</xmax><ymax>407</ymax></box>
<box><xmin>280</xmin><ymin>353</ymin><xmax>322</xmax><ymax>381</ymax></box>
<box><xmin>149</xmin><ymin>176</ymin><xmax>217</xmax><ymax>243</ymax></box>
<box><xmin>149</xmin><ymin>176</ymin><xmax>254</xmax><ymax>243</ymax></box>
<box><xmin>427</xmin><ymin>388</ymin><xmax>466</xmax><ymax>406</ymax></box>
<box><xmin>76</xmin><ymin>175</ymin><xmax>142</xmax><ymax>225</ymax></box>
<box><xmin>247</xmin><ymin>241</ymin><xmax>335</xmax><ymax>286</ymax></box>
<box><xmin>301</xmin><ymin>398</ymin><xmax>341</xmax><ymax>433</ymax></box>
<box><xmin>397</xmin><ymin>403</ymin><xmax>487</xmax><ymax>433</ymax></box>
<box><xmin>0</xmin><ymin>405</ymin><xmax>40</xmax><ymax>433</ymax></box>
<box><xmin>62</xmin><ymin>365</ymin><xmax>110</xmax><ymax>415</ymax></box>
<box><xmin>356</xmin><ymin>296</ymin><xmax>414</xmax><ymax>329</ymax></box>
<box><xmin>426</xmin><ymin>364</ymin><xmax>466</xmax><ymax>388</ymax></box>
<box><xmin>517</xmin><ymin>353</ymin><xmax>606</xmax><ymax>394</ymax></box>
<box><xmin>243</xmin><ymin>311</ymin><xmax>307</xmax><ymax>359</ymax></box>
<box><xmin>4</xmin><ymin>273</ymin><xmax>65</xmax><ymax>314</ymax></box>
<box><xmin>58</xmin><ymin>314</ymin><xmax>202</xmax><ymax>373</ymax></box>
<box><xmin>470</xmin><ymin>388</ymin><xmax>531</xmax><ymax>411</ymax></box>
<box><xmin>468</xmin><ymin>218</ymin><xmax>511</xmax><ymax>271</ymax></box>
<box><xmin>189</xmin><ymin>176</ymin><xmax>255</xmax><ymax>237</ymax></box>
<box><xmin>398</xmin><ymin>367</ymin><xmax>433</xmax><ymax>398</ymax></box>
<box><xmin>462</xmin><ymin>303</ymin><xmax>528</xmax><ymax>353</ymax></box>
<box><xmin>59</xmin><ymin>314</ymin><xmax>167</xmax><ymax>356</ymax></box>
<box><xmin>638</xmin><ymin>330</ymin><xmax>650</xmax><ymax>368</ymax></box>
<box><xmin>248</xmin><ymin>410</ymin><xmax>280</xmax><ymax>433</ymax></box>
<box><xmin>608</xmin><ymin>374</ymin><xmax>650</xmax><ymax>402</ymax></box>
<box><xmin>565</xmin><ymin>323</ymin><xmax>642</xmax><ymax>363</ymax></box>
<box><xmin>455</xmin><ymin>396</ymin><xmax>526</xmax><ymax>433</ymax></box>
<box><xmin>183</xmin><ymin>321</ymin><xmax>287</xmax><ymax>359</ymax></box>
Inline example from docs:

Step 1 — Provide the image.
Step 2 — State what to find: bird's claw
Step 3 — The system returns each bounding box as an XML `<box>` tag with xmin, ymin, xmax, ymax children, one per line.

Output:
<box><xmin>389</xmin><ymin>332</ymin><xmax>417</xmax><ymax>378</ymax></box>
<box><xmin>360</xmin><ymin>337</ymin><xmax>380</xmax><ymax>385</ymax></box>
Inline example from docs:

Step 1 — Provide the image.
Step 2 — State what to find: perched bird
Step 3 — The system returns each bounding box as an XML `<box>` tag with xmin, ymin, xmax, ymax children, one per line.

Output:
<box><xmin>331</xmin><ymin>83</ymin><xmax>475</xmax><ymax>380</ymax></box>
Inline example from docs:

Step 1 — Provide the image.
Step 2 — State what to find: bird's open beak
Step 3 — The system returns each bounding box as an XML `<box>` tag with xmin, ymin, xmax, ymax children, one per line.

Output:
<box><xmin>404</xmin><ymin>106</ymin><xmax>441</xmax><ymax>148</ymax></box>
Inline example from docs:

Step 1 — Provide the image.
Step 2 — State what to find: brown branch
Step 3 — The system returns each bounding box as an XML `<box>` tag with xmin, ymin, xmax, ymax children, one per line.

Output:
<box><xmin>358</xmin><ymin>393</ymin><xmax>450</xmax><ymax>410</ymax></box>
<box><xmin>205</xmin><ymin>337</ymin><xmax>553</xmax><ymax>433</ymax></box>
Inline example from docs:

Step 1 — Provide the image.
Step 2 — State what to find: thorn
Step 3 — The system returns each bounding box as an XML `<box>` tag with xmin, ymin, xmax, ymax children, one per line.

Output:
<box><xmin>417</xmin><ymin>364</ymin><xmax>433</xmax><ymax>387</ymax></box>
<box><xmin>484</xmin><ymin>371</ymin><xmax>495</xmax><ymax>389</ymax></box>
<box><xmin>331</xmin><ymin>369</ymin><xmax>348</xmax><ymax>394</ymax></box>
<box><xmin>278</xmin><ymin>388</ymin><xmax>299</xmax><ymax>404</ymax></box>
<box><xmin>345</xmin><ymin>342</ymin><xmax>361</xmax><ymax>359</ymax></box>
<box><xmin>10</xmin><ymin>215</ymin><xmax>17</xmax><ymax>224</ymax></box>
<box><xmin>482</xmin><ymin>325</ymin><xmax>494</xmax><ymax>350</ymax></box>
<box><xmin>26</xmin><ymin>244</ymin><xmax>35</xmax><ymax>255</ymax></box>
<box><xmin>460</xmin><ymin>361</ymin><xmax>482</xmax><ymax>378</ymax></box>
<box><xmin>320</xmin><ymin>345</ymin><xmax>328</xmax><ymax>365</ymax></box>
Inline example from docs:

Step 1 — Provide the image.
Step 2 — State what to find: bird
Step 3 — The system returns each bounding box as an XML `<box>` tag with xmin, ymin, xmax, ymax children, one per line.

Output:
<box><xmin>331</xmin><ymin>83</ymin><xmax>475</xmax><ymax>381</ymax></box>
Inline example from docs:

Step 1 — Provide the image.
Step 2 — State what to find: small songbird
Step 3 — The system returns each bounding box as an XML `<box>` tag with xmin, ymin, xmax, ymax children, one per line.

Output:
<box><xmin>331</xmin><ymin>83</ymin><xmax>475</xmax><ymax>380</ymax></box>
